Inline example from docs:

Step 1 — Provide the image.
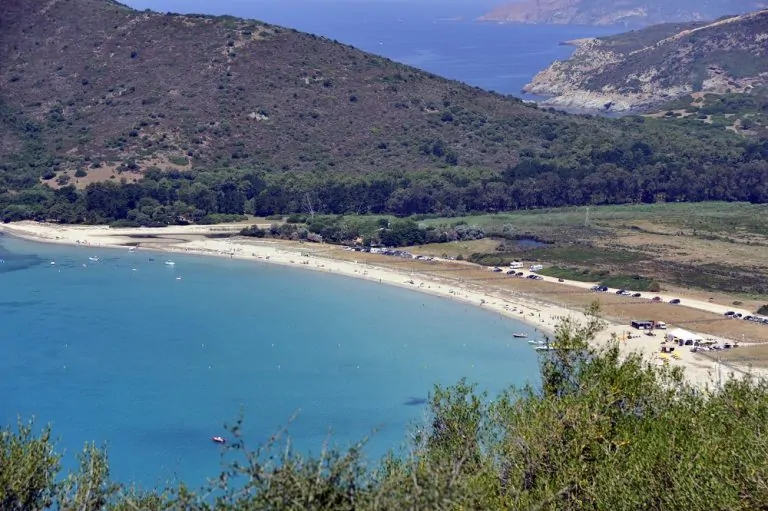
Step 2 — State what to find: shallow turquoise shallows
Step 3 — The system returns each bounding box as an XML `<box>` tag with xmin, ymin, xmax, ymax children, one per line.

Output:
<box><xmin>0</xmin><ymin>235</ymin><xmax>543</xmax><ymax>488</ymax></box>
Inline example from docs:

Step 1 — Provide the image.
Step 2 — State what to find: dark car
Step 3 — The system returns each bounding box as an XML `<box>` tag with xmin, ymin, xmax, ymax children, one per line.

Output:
<box><xmin>725</xmin><ymin>311</ymin><xmax>735</xmax><ymax>316</ymax></box>
<box><xmin>516</xmin><ymin>272</ymin><xmax>524</xmax><ymax>277</ymax></box>
<box><xmin>669</xmin><ymin>298</ymin><xmax>681</xmax><ymax>304</ymax></box>
<box><xmin>615</xmin><ymin>289</ymin><xmax>625</xmax><ymax>295</ymax></box>
<box><xmin>652</xmin><ymin>296</ymin><xmax>662</xmax><ymax>302</ymax></box>
<box><xmin>558</xmin><ymin>278</ymin><xmax>565</xmax><ymax>282</ymax></box>
<box><xmin>506</xmin><ymin>269</ymin><xmax>516</xmax><ymax>275</ymax></box>
<box><xmin>598</xmin><ymin>286</ymin><xmax>609</xmax><ymax>292</ymax></box>
<box><xmin>632</xmin><ymin>293</ymin><xmax>642</xmax><ymax>298</ymax></box>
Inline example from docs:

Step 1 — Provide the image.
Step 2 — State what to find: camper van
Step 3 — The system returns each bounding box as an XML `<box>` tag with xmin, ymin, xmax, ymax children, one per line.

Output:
<box><xmin>529</xmin><ymin>264</ymin><xmax>544</xmax><ymax>272</ymax></box>
<box><xmin>509</xmin><ymin>261</ymin><xmax>524</xmax><ymax>269</ymax></box>
<box><xmin>655</xmin><ymin>321</ymin><xmax>667</xmax><ymax>330</ymax></box>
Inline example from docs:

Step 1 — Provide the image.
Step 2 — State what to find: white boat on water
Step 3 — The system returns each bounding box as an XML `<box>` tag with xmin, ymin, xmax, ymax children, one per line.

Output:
<box><xmin>512</xmin><ymin>333</ymin><xmax>528</xmax><ymax>338</ymax></box>
<box><xmin>164</xmin><ymin>261</ymin><xmax>175</xmax><ymax>266</ymax></box>
<box><xmin>88</xmin><ymin>256</ymin><xmax>99</xmax><ymax>262</ymax></box>
<box><xmin>528</xmin><ymin>339</ymin><xmax>544</xmax><ymax>345</ymax></box>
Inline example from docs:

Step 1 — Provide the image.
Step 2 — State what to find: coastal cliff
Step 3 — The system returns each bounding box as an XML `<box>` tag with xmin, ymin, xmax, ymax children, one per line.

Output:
<box><xmin>478</xmin><ymin>0</ymin><xmax>765</xmax><ymax>26</ymax></box>
<box><xmin>522</xmin><ymin>10</ymin><xmax>768</xmax><ymax>112</ymax></box>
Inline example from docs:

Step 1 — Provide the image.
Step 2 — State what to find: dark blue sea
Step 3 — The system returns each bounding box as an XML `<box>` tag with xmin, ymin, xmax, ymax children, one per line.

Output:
<box><xmin>124</xmin><ymin>0</ymin><xmax>621</xmax><ymax>96</ymax></box>
<box><xmin>0</xmin><ymin>235</ymin><xmax>544</xmax><ymax>488</ymax></box>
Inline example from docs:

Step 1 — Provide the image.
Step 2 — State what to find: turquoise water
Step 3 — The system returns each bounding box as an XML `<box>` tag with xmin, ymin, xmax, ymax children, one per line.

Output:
<box><xmin>0</xmin><ymin>234</ymin><xmax>543</xmax><ymax>488</ymax></box>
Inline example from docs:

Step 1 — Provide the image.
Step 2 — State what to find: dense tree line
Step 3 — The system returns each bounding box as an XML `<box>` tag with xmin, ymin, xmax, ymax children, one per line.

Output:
<box><xmin>242</xmin><ymin>216</ymin><xmax>486</xmax><ymax>247</ymax></box>
<box><xmin>4</xmin><ymin>305</ymin><xmax>768</xmax><ymax>510</ymax></box>
<box><xmin>2</xmin><ymin>135</ymin><xmax>768</xmax><ymax>225</ymax></box>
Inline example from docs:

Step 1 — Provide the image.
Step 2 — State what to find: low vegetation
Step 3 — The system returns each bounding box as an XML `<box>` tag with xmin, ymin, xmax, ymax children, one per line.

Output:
<box><xmin>537</xmin><ymin>267</ymin><xmax>659</xmax><ymax>291</ymax></box>
<box><xmin>412</xmin><ymin>202</ymin><xmax>768</xmax><ymax>297</ymax></box>
<box><xmin>654</xmin><ymin>87</ymin><xmax>768</xmax><ymax>137</ymax></box>
<box><xmin>5</xmin><ymin>305</ymin><xmax>768</xmax><ymax>510</ymax></box>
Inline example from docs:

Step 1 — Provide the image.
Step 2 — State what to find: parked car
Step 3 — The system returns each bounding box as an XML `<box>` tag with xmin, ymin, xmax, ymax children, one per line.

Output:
<box><xmin>506</xmin><ymin>269</ymin><xmax>516</xmax><ymax>275</ymax></box>
<box><xmin>725</xmin><ymin>311</ymin><xmax>735</xmax><ymax>316</ymax></box>
<box><xmin>615</xmin><ymin>289</ymin><xmax>625</xmax><ymax>295</ymax></box>
<box><xmin>632</xmin><ymin>293</ymin><xmax>642</xmax><ymax>298</ymax></box>
<box><xmin>516</xmin><ymin>271</ymin><xmax>524</xmax><ymax>277</ymax></box>
<box><xmin>669</xmin><ymin>298</ymin><xmax>681</xmax><ymax>304</ymax></box>
<box><xmin>598</xmin><ymin>286</ymin><xmax>609</xmax><ymax>292</ymax></box>
<box><xmin>491</xmin><ymin>267</ymin><xmax>502</xmax><ymax>273</ymax></box>
<box><xmin>735</xmin><ymin>313</ymin><xmax>743</xmax><ymax>318</ymax></box>
<box><xmin>652</xmin><ymin>296</ymin><xmax>662</xmax><ymax>302</ymax></box>
<box><xmin>558</xmin><ymin>278</ymin><xmax>565</xmax><ymax>282</ymax></box>
<box><xmin>591</xmin><ymin>285</ymin><xmax>601</xmax><ymax>291</ymax></box>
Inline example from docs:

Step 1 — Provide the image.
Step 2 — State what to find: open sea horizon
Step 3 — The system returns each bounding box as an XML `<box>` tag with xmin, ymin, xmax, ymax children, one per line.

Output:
<box><xmin>0</xmin><ymin>234</ymin><xmax>544</xmax><ymax>488</ymax></box>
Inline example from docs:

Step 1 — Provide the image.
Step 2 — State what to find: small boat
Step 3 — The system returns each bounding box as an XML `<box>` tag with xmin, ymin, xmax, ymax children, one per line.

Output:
<box><xmin>512</xmin><ymin>333</ymin><xmax>528</xmax><ymax>338</ymax></box>
<box><xmin>211</xmin><ymin>436</ymin><xmax>226</xmax><ymax>445</ymax></box>
<box><xmin>528</xmin><ymin>339</ymin><xmax>544</xmax><ymax>345</ymax></box>
<box><xmin>535</xmin><ymin>345</ymin><xmax>556</xmax><ymax>351</ymax></box>
<box><xmin>88</xmin><ymin>256</ymin><xmax>99</xmax><ymax>262</ymax></box>
<box><xmin>164</xmin><ymin>261</ymin><xmax>175</xmax><ymax>266</ymax></box>
<box><xmin>128</xmin><ymin>247</ymin><xmax>136</xmax><ymax>252</ymax></box>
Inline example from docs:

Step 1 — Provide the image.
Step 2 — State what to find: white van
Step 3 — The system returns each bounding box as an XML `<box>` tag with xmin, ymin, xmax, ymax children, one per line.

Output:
<box><xmin>529</xmin><ymin>264</ymin><xmax>544</xmax><ymax>272</ymax></box>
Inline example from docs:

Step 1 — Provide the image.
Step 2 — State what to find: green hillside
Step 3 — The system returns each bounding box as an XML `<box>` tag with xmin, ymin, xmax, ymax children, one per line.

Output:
<box><xmin>0</xmin><ymin>0</ymin><xmax>766</xmax><ymax>225</ymax></box>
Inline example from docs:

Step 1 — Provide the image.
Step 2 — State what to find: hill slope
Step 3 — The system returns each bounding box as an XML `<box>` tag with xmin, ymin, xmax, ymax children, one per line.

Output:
<box><xmin>523</xmin><ymin>10</ymin><xmax>768</xmax><ymax>112</ymax></box>
<box><xmin>478</xmin><ymin>0</ymin><xmax>764</xmax><ymax>26</ymax></box>
<box><xmin>0</xmin><ymin>0</ymin><xmax>767</xmax><ymax>224</ymax></box>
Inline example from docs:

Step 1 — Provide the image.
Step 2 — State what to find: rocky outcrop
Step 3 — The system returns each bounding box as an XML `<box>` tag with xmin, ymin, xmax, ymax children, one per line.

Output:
<box><xmin>522</xmin><ymin>10</ymin><xmax>768</xmax><ymax>112</ymax></box>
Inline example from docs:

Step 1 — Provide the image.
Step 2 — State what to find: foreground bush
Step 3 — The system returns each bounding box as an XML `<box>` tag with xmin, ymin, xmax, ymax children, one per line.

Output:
<box><xmin>3</xmin><ymin>305</ymin><xmax>768</xmax><ymax>510</ymax></box>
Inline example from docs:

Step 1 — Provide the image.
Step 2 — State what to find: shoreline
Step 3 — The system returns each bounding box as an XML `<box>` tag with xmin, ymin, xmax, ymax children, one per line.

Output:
<box><xmin>0</xmin><ymin>221</ymin><xmax>754</xmax><ymax>387</ymax></box>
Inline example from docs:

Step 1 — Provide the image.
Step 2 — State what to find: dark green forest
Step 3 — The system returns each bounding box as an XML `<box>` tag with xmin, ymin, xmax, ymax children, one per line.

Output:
<box><xmin>4</xmin><ymin>307</ymin><xmax>768</xmax><ymax>510</ymax></box>
<box><xmin>2</xmin><ymin>107</ymin><xmax>767</xmax><ymax>225</ymax></box>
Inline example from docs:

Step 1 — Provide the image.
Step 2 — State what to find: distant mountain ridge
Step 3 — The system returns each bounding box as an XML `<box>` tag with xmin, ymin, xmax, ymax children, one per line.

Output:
<box><xmin>479</xmin><ymin>0</ymin><xmax>766</xmax><ymax>26</ymax></box>
<box><xmin>522</xmin><ymin>10</ymin><xmax>768</xmax><ymax>112</ymax></box>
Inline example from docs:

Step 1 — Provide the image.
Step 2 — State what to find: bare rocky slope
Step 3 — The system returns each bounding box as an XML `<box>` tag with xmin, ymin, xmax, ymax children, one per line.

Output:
<box><xmin>479</xmin><ymin>0</ymin><xmax>764</xmax><ymax>26</ymax></box>
<box><xmin>522</xmin><ymin>10</ymin><xmax>768</xmax><ymax>112</ymax></box>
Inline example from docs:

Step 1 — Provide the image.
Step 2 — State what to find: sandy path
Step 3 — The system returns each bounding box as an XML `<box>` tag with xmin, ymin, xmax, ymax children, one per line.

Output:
<box><xmin>1</xmin><ymin>221</ymin><xmax>758</xmax><ymax>387</ymax></box>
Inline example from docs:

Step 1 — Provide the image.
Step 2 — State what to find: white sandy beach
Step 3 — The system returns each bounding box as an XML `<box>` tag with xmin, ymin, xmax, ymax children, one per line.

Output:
<box><xmin>1</xmin><ymin>221</ymin><xmax>757</xmax><ymax>387</ymax></box>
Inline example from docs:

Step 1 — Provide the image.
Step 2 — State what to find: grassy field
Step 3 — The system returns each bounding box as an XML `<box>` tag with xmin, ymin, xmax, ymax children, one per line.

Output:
<box><xmin>715</xmin><ymin>344</ymin><xmax>768</xmax><ymax>370</ymax></box>
<box><xmin>410</xmin><ymin>202</ymin><xmax>768</xmax><ymax>303</ymax></box>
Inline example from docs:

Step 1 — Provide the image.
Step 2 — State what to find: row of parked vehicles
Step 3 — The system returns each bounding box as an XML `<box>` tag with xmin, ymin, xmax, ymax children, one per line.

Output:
<box><xmin>724</xmin><ymin>310</ymin><xmax>768</xmax><ymax>325</ymax></box>
<box><xmin>489</xmin><ymin>267</ymin><xmax>546</xmax><ymax>280</ymax></box>
<box><xmin>590</xmin><ymin>285</ymin><xmax>682</xmax><ymax>304</ymax></box>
